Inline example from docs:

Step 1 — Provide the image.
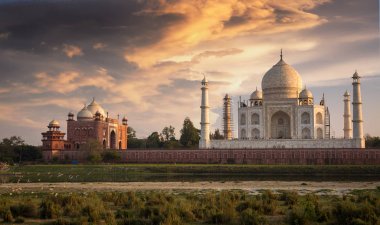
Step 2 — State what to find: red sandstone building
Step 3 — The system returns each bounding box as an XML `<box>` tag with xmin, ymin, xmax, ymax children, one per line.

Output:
<box><xmin>42</xmin><ymin>98</ymin><xmax>128</xmax><ymax>161</ymax></box>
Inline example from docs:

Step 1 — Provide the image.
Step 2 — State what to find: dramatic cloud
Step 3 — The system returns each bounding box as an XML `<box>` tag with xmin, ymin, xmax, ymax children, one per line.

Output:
<box><xmin>125</xmin><ymin>0</ymin><xmax>329</xmax><ymax>67</ymax></box>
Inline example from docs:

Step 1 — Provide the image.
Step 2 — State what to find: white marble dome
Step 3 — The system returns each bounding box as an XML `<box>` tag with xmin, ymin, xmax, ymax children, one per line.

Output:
<box><xmin>299</xmin><ymin>88</ymin><xmax>313</xmax><ymax>99</ymax></box>
<box><xmin>261</xmin><ymin>57</ymin><xmax>302</xmax><ymax>100</ymax></box>
<box><xmin>77</xmin><ymin>106</ymin><xmax>93</xmax><ymax>120</ymax></box>
<box><xmin>250</xmin><ymin>88</ymin><xmax>263</xmax><ymax>100</ymax></box>
<box><xmin>87</xmin><ymin>98</ymin><xmax>105</xmax><ymax>117</ymax></box>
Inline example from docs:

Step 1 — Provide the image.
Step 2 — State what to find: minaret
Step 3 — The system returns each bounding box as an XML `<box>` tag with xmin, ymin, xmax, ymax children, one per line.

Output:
<box><xmin>352</xmin><ymin>71</ymin><xmax>365</xmax><ymax>148</ymax></box>
<box><xmin>199</xmin><ymin>76</ymin><xmax>210</xmax><ymax>149</ymax></box>
<box><xmin>223</xmin><ymin>94</ymin><xmax>233</xmax><ymax>140</ymax></box>
<box><xmin>343</xmin><ymin>90</ymin><xmax>352</xmax><ymax>139</ymax></box>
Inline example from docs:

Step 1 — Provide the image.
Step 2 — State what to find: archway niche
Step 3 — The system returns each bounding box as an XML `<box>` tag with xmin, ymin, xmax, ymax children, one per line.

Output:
<box><xmin>271</xmin><ymin>111</ymin><xmax>291</xmax><ymax>139</ymax></box>
<box><xmin>110</xmin><ymin>130</ymin><xmax>116</xmax><ymax>149</ymax></box>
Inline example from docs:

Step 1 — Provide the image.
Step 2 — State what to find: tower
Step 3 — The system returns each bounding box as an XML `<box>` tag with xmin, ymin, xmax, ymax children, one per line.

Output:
<box><xmin>343</xmin><ymin>90</ymin><xmax>352</xmax><ymax>139</ymax></box>
<box><xmin>223</xmin><ymin>94</ymin><xmax>233</xmax><ymax>140</ymax></box>
<box><xmin>352</xmin><ymin>71</ymin><xmax>365</xmax><ymax>148</ymax></box>
<box><xmin>199</xmin><ymin>76</ymin><xmax>210</xmax><ymax>149</ymax></box>
<box><xmin>41</xmin><ymin>120</ymin><xmax>66</xmax><ymax>161</ymax></box>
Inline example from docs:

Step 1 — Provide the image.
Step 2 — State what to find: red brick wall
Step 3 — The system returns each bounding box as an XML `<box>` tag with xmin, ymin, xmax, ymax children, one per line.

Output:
<box><xmin>48</xmin><ymin>148</ymin><xmax>380</xmax><ymax>165</ymax></box>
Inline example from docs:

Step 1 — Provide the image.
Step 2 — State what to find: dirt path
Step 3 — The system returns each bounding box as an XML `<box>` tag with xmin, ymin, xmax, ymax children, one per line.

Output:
<box><xmin>1</xmin><ymin>181</ymin><xmax>379</xmax><ymax>195</ymax></box>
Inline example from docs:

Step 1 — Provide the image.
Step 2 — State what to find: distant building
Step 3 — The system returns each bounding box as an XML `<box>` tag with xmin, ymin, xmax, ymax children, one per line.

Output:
<box><xmin>200</xmin><ymin>51</ymin><xmax>365</xmax><ymax>149</ymax></box>
<box><xmin>42</xmin><ymin>98</ymin><xmax>128</xmax><ymax>161</ymax></box>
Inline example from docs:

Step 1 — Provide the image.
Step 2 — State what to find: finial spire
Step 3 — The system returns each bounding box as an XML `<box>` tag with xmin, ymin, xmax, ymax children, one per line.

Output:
<box><xmin>280</xmin><ymin>49</ymin><xmax>283</xmax><ymax>60</ymax></box>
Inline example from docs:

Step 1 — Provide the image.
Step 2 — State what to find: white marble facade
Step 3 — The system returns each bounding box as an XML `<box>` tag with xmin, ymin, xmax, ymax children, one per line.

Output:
<box><xmin>199</xmin><ymin>52</ymin><xmax>365</xmax><ymax>149</ymax></box>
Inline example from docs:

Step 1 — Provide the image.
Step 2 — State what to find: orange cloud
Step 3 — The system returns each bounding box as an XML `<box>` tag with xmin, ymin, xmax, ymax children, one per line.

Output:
<box><xmin>125</xmin><ymin>0</ymin><xmax>329</xmax><ymax>67</ymax></box>
<box><xmin>34</xmin><ymin>68</ymin><xmax>114</xmax><ymax>94</ymax></box>
<box><xmin>62</xmin><ymin>44</ymin><xmax>83</xmax><ymax>58</ymax></box>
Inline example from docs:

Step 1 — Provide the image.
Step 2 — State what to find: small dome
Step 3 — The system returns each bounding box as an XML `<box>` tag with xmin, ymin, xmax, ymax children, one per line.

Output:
<box><xmin>122</xmin><ymin>116</ymin><xmax>128</xmax><ymax>121</ymax></box>
<box><xmin>261</xmin><ymin>55</ymin><xmax>302</xmax><ymax>100</ymax></box>
<box><xmin>250</xmin><ymin>88</ymin><xmax>263</xmax><ymax>100</ymax></box>
<box><xmin>344</xmin><ymin>90</ymin><xmax>350</xmax><ymax>96</ymax></box>
<box><xmin>87</xmin><ymin>98</ymin><xmax>106</xmax><ymax>117</ymax></box>
<box><xmin>68</xmin><ymin>112</ymin><xmax>74</xmax><ymax>117</ymax></box>
<box><xmin>49</xmin><ymin>119</ymin><xmax>60</xmax><ymax>127</ymax></box>
<box><xmin>224</xmin><ymin>94</ymin><xmax>230</xmax><ymax>99</ymax></box>
<box><xmin>299</xmin><ymin>88</ymin><xmax>313</xmax><ymax>99</ymax></box>
<box><xmin>77</xmin><ymin>106</ymin><xmax>93</xmax><ymax>121</ymax></box>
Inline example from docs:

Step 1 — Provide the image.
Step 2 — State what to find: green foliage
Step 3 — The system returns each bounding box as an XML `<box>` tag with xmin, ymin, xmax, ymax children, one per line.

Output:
<box><xmin>365</xmin><ymin>134</ymin><xmax>380</xmax><ymax>148</ymax></box>
<box><xmin>179</xmin><ymin>117</ymin><xmax>200</xmax><ymax>148</ymax></box>
<box><xmin>240</xmin><ymin>208</ymin><xmax>267</xmax><ymax>225</ymax></box>
<box><xmin>10</xmin><ymin>200</ymin><xmax>38</xmax><ymax>218</ymax></box>
<box><xmin>40</xmin><ymin>199</ymin><xmax>62</xmax><ymax>219</ymax></box>
<box><xmin>0</xmin><ymin>189</ymin><xmax>377</xmax><ymax>224</ymax></box>
<box><xmin>127</xmin><ymin>126</ymin><xmax>137</xmax><ymax>139</ymax></box>
<box><xmin>0</xmin><ymin>136</ymin><xmax>42</xmax><ymax>163</ymax></box>
<box><xmin>146</xmin><ymin>132</ymin><xmax>162</xmax><ymax>148</ymax></box>
<box><xmin>3</xmin><ymin>208</ymin><xmax>13</xmax><ymax>222</ymax></box>
<box><xmin>161</xmin><ymin>125</ymin><xmax>176</xmax><ymax>142</ymax></box>
<box><xmin>210</xmin><ymin>129</ymin><xmax>224</xmax><ymax>140</ymax></box>
<box><xmin>102</xmin><ymin>151</ymin><xmax>121</xmax><ymax>163</ymax></box>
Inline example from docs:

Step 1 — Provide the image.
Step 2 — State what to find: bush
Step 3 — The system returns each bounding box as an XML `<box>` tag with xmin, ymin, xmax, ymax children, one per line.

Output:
<box><xmin>3</xmin><ymin>209</ymin><xmax>13</xmax><ymax>222</ymax></box>
<box><xmin>240</xmin><ymin>208</ymin><xmax>267</xmax><ymax>225</ymax></box>
<box><xmin>10</xmin><ymin>201</ymin><xmax>38</xmax><ymax>218</ymax></box>
<box><xmin>40</xmin><ymin>200</ymin><xmax>62</xmax><ymax>219</ymax></box>
<box><xmin>14</xmin><ymin>216</ymin><xmax>25</xmax><ymax>223</ymax></box>
<box><xmin>280</xmin><ymin>191</ymin><xmax>299</xmax><ymax>206</ymax></box>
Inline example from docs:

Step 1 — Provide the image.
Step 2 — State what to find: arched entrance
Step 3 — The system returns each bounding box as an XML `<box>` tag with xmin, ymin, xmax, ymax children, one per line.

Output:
<box><xmin>102</xmin><ymin>139</ymin><xmax>106</xmax><ymax>149</ymax></box>
<box><xmin>271</xmin><ymin>111</ymin><xmax>291</xmax><ymax>139</ymax></box>
<box><xmin>110</xmin><ymin>130</ymin><xmax>116</xmax><ymax>149</ymax></box>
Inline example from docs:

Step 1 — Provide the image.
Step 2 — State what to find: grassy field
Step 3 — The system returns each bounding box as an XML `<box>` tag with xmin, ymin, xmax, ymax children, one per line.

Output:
<box><xmin>1</xmin><ymin>164</ymin><xmax>379</xmax><ymax>183</ymax></box>
<box><xmin>0</xmin><ymin>188</ymin><xmax>379</xmax><ymax>224</ymax></box>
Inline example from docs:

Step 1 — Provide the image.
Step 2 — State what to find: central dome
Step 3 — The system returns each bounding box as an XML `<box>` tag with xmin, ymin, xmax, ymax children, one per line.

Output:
<box><xmin>261</xmin><ymin>57</ymin><xmax>302</xmax><ymax>100</ymax></box>
<box><xmin>87</xmin><ymin>98</ymin><xmax>106</xmax><ymax>117</ymax></box>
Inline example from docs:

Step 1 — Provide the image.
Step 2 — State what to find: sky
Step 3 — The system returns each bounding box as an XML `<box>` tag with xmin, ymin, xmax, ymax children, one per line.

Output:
<box><xmin>0</xmin><ymin>0</ymin><xmax>379</xmax><ymax>145</ymax></box>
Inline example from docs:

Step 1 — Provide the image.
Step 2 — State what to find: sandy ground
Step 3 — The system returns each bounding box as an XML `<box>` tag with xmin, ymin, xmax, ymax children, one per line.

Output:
<box><xmin>1</xmin><ymin>181</ymin><xmax>379</xmax><ymax>195</ymax></box>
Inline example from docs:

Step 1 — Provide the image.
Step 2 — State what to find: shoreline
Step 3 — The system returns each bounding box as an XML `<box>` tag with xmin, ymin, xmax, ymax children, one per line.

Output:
<box><xmin>1</xmin><ymin>181</ymin><xmax>379</xmax><ymax>195</ymax></box>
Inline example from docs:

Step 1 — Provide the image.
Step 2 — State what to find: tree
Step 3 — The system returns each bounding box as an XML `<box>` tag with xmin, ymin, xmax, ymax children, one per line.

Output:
<box><xmin>161</xmin><ymin>126</ymin><xmax>176</xmax><ymax>141</ymax></box>
<box><xmin>210</xmin><ymin>129</ymin><xmax>224</xmax><ymax>140</ymax></box>
<box><xmin>146</xmin><ymin>132</ymin><xmax>162</xmax><ymax>148</ymax></box>
<box><xmin>179</xmin><ymin>117</ymin><xmax>200</xmax><ymax>148</ymax></box>
<box><xmin>102</xmin><ymin>151</ymin><xmax>121</xmax><ymax>163</ymax></box>
<box><xmin>365</xmin><ymin>134</ymin><xmax>380</xmax><ymax>148</ymax></box>
<box><xmin>0</xmin><ymin>136</ymin><xmax>42</xmax><ymax>164</ymax></box>
<box><xmin>127</xmin><ymin>127</ymin><xmax>136</xmax><ymax>139</ymax></box>
<box><xmin>81</xmin><ymin>139</ymin><xmax>103</xmax><ymax>163</ymax></box>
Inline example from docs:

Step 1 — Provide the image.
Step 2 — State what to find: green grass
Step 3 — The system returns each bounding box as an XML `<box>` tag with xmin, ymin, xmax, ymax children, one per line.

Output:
<box><xmin>1</xmin><ymin>164</ymin><xmax>379</xmax><ymax>183</ymax></box>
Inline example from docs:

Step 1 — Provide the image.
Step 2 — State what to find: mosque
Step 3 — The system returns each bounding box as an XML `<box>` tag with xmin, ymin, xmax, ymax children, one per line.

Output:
<box><xmin>200</xmin><ymin>51</ymin><xmax>365</xmax><ymax>149</ymax></box>
<box><xmin>41</xmin><ymin>98</ymin><xmax>128</xmax><ymax>160</ymax></box>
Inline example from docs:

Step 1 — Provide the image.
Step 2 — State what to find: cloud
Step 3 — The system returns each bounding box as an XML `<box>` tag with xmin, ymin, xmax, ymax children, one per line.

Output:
<box><xmin>125</xmin><ymin>0</ymin><xmax>329</xmax><ymax>67</ymax></box>
<box><xmin>33</xmin><ymin>68</ymin><xmax>114</xmax><ymax>94</ymax></box>
<box><xmin>93</xmin><ymin>42</ymin><xmax>107</xmax><ymax>50</ymax></box>
<box><xmin>62</xmin><ymin>44</ymin><xmax>83</xmax><ymax>58</ymax></box>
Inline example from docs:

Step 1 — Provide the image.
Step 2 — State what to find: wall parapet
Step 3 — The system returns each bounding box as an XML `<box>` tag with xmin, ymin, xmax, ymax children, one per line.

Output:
<box><xmin>45</xmin><ymin>148</ymin><xmax>380</xmax><ymax>165</ymax></box>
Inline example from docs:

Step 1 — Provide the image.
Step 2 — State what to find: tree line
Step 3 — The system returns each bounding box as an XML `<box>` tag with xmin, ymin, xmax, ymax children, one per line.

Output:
<box><xmin>127</xmin><ymin>117</ymin><xmax>224</xmax><ymax>149</ymax></box>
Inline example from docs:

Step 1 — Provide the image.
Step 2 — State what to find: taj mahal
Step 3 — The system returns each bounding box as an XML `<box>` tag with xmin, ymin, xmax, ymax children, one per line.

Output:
<box><xmin>199</xmin><ymin>51</ymin><xmax>365</xmax><ymax>149</ymax></box>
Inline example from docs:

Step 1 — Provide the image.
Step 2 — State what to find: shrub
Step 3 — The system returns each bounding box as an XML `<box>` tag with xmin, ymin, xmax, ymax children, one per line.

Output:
<box><xmin>287</xmin><ymin>200</ymin><xmax>317</xmax><ymax>225</ymax></box>
<box><xmin>14</xmin><ymin>216</ymin><xmax>25</xmax><ymax>223</ymax></box>
<box><xmin>280</xmin><ymin>191</ymin><xmax>299</xmax><ymax>206</ymax></box>
<box><xmin>240</xmin><ymin>208</ymin><xmax>267</xmax><ymax>225</ymax></box>
<box><xmin>40</xmin><ymin>200</ymin><xmax>62</xmax><ymax>219</ymax></box>
<box><xmin>10</xmin><ymin>201</ymin><xmax>38</xmax><ymax>218</ymax></box>
<box><xmin>3</xmin><ymin>209</ymin><xmax>13</xmax><ymax>222</ymax></box>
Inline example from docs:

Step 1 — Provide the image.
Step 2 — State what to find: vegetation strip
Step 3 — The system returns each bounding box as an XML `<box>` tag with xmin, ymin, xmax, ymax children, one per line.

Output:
<box><xmin>0</xmin><ymin>189</ymin><xmax>379</xmax><ymax>224</ymax></box>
